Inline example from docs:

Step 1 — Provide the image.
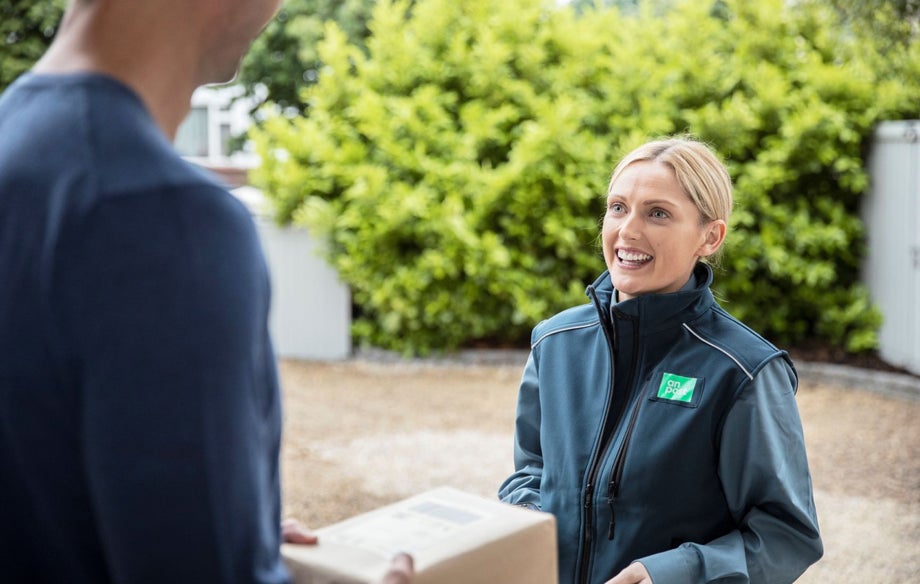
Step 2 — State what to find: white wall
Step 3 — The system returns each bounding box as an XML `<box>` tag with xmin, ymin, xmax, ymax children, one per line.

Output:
<box><xmin>864</xmin><ymin>120</ymin><xmax>920</xmax><ymax>375</ymax></box>
<box><xmin>234</xmin><ymin>187</ymin><xmax>351</xmax><ymax>361</ymax></box>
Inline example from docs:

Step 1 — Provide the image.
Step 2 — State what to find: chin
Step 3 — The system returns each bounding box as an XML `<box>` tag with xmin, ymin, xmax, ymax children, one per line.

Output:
<box><xmin>200</xmin><ymin>53</ymin><xmax>246</xmax><ymax>86</ymax></box>
<box><xmin>610</xmin><ymin>274</ymin><xmax>649</xmax><ymax>299</ymax></box>
<box><xmin>208</xmin><ymin>66</ymin><xmax>241</xmax><ymax>86</ymax></box>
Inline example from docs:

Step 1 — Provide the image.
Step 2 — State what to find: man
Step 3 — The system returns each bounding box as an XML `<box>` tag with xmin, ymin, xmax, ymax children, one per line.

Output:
<box><xmin>0</xmin><ymin>0</ymin><xmax>412</xmax><ymax>582</ymax></box>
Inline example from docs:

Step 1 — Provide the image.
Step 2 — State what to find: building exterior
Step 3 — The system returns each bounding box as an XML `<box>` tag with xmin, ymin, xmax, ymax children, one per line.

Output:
<box><xmin>175</xmin><ymin>85</ymin><xmax>261</xmax><ymax>188</ymax></box>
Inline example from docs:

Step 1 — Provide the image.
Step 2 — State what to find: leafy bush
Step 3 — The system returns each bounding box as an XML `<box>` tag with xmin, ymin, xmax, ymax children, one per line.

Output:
<box><xmin>0</xmin><ymin>0</ymin><xmax>66</xmax><ymax>93</ymax></box>
<box><xmin>252</xmin><ymin>0</ymin><xmax>919</xmax><ymax>354</ymax></box>
<box><xmin>237</xmin><ymin>0</ymin><xmax>378</xmax><ymax>113</ymax></box>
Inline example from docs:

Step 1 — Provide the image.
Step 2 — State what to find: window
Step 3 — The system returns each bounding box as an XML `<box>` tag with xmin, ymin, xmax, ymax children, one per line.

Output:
<box><xmin>174</xmin><ymin>106</ymin><xmax>209</xmax><ymax>158</ymax></box>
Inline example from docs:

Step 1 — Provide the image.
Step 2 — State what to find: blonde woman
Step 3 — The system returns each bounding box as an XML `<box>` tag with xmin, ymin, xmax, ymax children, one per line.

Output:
<box><xmin>499</xmin><ymin>137</ymin><xmax>822</xmax><ymax>584</ymax></box>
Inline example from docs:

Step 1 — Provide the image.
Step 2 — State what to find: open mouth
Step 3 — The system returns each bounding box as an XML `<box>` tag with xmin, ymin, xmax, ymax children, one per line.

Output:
<box><xmin>616</xmin><ymin>249</ymin><xmax>653</xmax><ymax>267</ymax></box>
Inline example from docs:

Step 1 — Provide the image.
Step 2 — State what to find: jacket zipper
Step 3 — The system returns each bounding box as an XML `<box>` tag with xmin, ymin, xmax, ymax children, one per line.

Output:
<box><xmin>606</xmin><ymin>384</ymin><xmax>643</xmax><ymax>540</ymax></box>
<box><xmin>606</xmin><ymin>320</ymin><xmax>643</xmax><ymax>541</ymax></box>
<box><xmin>576</xmin><ymin>290</ymin><xmax>636</xmax><ymax>584</ymax></box>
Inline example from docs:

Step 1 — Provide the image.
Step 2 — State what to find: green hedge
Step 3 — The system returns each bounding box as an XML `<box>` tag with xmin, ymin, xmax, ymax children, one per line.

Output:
<box><xmin>0</xmin><ymin>0</ymin><xmax>66</xmax><ymax>93</ymax></box>
<box><xmin>252</xmin><ymin>0</ymin><xmax>920</xmax><ymax>355</ymax></box>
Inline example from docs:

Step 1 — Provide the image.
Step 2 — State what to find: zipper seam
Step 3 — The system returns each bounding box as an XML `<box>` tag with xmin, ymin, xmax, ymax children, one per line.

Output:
<box><xmin>605</xmin><ymin>318</ymin><xmax>642</xmax><ymax>540</ymax></box>
<box><xmin>575</xmin><ymin>287</ymin><xmax>617</xmax><ymax>584</ymax></box>
<box><xmin>606</xmin><ymin>386</ymin><xmax>643</xmax><ymax>540</ymax></box>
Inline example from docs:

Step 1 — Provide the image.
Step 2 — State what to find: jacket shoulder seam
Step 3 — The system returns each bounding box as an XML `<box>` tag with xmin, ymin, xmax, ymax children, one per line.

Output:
<box><xmin>532</xmin><ymin>320</ymin><xmax>598</xmax><ymax>349</ymax></box>
<box><xmin>682</xmin><ymin>323</ymin><xmax>755</xmax><ymax>381</ymax></box>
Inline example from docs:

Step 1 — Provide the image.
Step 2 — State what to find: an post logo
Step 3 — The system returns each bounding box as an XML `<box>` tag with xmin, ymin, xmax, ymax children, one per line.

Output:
<box><xmin>657</xmin><ymin>373</ymin><xmax>697</xmax><ymax>403</ymax></box>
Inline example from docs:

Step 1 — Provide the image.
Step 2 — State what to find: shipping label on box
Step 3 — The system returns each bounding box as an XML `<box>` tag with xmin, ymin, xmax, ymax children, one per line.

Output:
<box><xmin>282</xmin><ymin>487</ymin><xmax>557</xmax><ymax>584</ymax></box>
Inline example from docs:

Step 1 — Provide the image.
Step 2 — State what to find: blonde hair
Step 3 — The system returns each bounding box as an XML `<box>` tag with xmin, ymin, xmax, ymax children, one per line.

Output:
<box><xmin>607</xmin><ymin>136</ymin><xmax>733</xmax><ymax>226</ymax></box>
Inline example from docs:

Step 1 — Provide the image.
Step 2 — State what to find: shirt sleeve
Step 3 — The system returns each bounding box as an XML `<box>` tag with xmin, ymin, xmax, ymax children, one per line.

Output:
<box><xmin>497</xmin><ymin>351</ymin><xmax>544</xmax><ymax>510</ymax></box>
<box><xmin>54</xmin><ymin>186</ymin><xmax>289</xmax><ymax>584</ymax></box>
<box><xmin>638</xmin><ymin>358</ymin><xmax>823</xmax><ymax>583</ymax></box>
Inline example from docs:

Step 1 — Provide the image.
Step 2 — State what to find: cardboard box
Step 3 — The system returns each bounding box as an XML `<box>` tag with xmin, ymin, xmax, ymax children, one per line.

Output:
<box><xmin>282</xmin><ymin>487</ymin><xmax>557</xmax><ymax>584</ymax></box>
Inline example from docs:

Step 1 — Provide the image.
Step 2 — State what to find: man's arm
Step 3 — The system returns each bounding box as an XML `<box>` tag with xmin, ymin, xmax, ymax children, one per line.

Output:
<box><xmin>57</xmin><ymin>186</ymin><xmax>288</xmax><ymax>583</ymax></box>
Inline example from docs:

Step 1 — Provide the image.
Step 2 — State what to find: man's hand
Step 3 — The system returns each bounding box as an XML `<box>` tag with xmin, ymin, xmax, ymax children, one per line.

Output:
<box><xmin>377</xmin><ymin>553</ymin><xmax>414</xmax><ymax>584</ymax></box>
<box><xmin>281</xmin><ymin>518</ymin><xmax>318</xmax><ymax>545</ymax></box>
<box><xmin>281</xmin><ymin>519</ymin><xmax>413</xmax><ymax>583</ymax></box>
<box><xmin>605</xmin><ymin>561</ymin><xmax>652</xmax><ymax>584</ymax></box>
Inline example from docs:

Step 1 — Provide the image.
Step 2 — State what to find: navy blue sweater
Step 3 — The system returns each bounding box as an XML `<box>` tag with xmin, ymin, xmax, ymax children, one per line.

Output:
<box><xmin>0</xmin><ymin>73</ymin><xmax>288</xmax><ymax>583</ymax></box>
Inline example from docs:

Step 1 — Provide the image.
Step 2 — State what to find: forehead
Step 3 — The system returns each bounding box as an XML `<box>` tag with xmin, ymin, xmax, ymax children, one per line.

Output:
<box><xmin>607</xmin><ymin>160</ymin><xmax>688</xmax><ymax>202</ymax></box>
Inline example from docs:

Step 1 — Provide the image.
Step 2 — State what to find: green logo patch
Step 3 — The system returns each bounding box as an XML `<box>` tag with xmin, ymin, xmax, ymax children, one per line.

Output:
<box><xmin>657</xmin><ymin>373</ymin><xmax>697</xmax><ymax>403</ymax></box>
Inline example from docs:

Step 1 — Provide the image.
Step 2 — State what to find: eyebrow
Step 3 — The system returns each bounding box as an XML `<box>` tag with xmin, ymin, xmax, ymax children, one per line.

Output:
<box><xmin>607</xmin><ymin>194</ymin><xmax>678</xmax><ymax>208</ymax></box>
<box><xmin>641</xmin><ymin>199</ymin><xmax>678</xmax><ymax>207</ymax></box>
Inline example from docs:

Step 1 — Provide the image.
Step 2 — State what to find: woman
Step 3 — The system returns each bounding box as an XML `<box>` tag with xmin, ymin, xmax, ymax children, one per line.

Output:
<box><xmin>498</xmin><ymin>137</ymin><xmax>823</xmax><ymax>584</ymax></box>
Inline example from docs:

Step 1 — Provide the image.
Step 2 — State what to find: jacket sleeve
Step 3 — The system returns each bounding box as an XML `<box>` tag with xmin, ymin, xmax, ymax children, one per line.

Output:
<box><xmin>497</xmin><ymin>350</ymin><xmax>544</xmax><ymax>510</ymax></box>
<box><xmin>57</xmin><ymin>187</ymin><xmax>289</xmax><ymax>584</ymax></box>
<box><xmin>637</xmin><ymin>358</ymin><xmax>823</xmax><ymax>583</ymax></box>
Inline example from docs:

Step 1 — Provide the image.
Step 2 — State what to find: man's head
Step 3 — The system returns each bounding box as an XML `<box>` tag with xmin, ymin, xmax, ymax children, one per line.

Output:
<box><xmin>61</xmin><ymin>0</ymin><xmax>282</xmax><ymax>85</ymax></box>
<box><xmin>41</xmin><ymin>0</ymin><xmax>283</xmax><ymax>135</ymax></box>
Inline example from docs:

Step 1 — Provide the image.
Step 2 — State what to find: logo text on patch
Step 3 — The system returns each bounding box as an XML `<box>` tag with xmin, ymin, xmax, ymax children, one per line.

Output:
<box><xmin>658</xmin><ymin>373</ymin><xmax>697</xmax><ymax>403</ymax></box>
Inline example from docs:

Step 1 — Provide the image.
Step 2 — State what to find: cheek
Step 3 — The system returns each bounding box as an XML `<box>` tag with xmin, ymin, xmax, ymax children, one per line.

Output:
<box><xmin>602</xmin><ymin>214</ymin><xmax>620</xmax><ymax>237</ymax></box>
<box><xmin>601</xmin><ymin>221</ymin><xmax>615</xmax><ymax>259</ymax></box>
<box><xmin>602</xmin><ymin>220</ymin><xmax>619</xmax><ymax>246</ymax></box>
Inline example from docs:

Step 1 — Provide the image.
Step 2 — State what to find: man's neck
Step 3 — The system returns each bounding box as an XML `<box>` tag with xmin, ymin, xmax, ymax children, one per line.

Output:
<box><xmin>33</xmin><ymin>1</ymin><xmax>202</xmax><ymax>140</ymax></box>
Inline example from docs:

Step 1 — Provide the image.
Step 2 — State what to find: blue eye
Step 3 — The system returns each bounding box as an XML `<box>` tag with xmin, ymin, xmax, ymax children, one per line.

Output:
<box><xmin>651</xmin><ymin>208</ymin><xmax>669</xmax><ymax>219</ymax></box>
<box><xmin>609</xmin><ymin>202</ymin><xmax>626</xmax><ymax>213</ymax></box>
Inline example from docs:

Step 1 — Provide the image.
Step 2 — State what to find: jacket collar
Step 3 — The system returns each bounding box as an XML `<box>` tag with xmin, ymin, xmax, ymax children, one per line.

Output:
<box><xmin>586</xmin><ymin>263</ymin><xmax>715</xmax><ymax>332</ymax></box>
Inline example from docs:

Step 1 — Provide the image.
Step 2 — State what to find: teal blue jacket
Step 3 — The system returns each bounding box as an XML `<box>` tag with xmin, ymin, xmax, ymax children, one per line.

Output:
<box><xmin>498</xmin><ymin>265</ymin><xmax>822</xmax><ymax>584</ymax></box>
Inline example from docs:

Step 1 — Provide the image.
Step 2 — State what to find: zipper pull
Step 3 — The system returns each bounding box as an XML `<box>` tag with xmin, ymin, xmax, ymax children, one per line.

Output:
<box><xmin>607</xmin><ymin>497</ymin><xmax>616</xmax><ymax>540</ymax></box>
<box><xmin>607</xmin><ymin>480</ymin><xmax>617</xmax><ymax>540</ymax></box>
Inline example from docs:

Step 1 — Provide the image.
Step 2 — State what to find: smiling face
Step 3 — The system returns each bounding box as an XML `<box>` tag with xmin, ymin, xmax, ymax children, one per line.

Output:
<box><xmin>602</xmin><ymin>160</ymin><xmax>726</xmax><ymax>302</ymax></box>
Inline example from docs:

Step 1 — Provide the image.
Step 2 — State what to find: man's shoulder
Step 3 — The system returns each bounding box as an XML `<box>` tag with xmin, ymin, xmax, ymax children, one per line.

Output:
<box><xmin>0</xmin><ymin>73</ymin><xmax>223</xmax><ymax>202</ymax></box>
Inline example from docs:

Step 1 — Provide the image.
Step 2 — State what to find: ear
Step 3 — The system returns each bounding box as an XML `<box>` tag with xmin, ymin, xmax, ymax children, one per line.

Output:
<box><xmin>696</xmin><ymin>219</ymin><xmax>726</xmax><ymax>258</ymax></box>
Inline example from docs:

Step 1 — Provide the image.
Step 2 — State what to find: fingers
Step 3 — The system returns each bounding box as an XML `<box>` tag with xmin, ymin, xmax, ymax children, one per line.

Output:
<box><xmin>281</xmin><ymin>518</ymin><xmax>319</xmax><ymax>545</ymax></box>
<box><xmin>604</xmin><ymin>561</ymin><xmax>651</xmax><ymax>584</ymax></box>
<box><xmin>378</xmin><ymin>552</ymin><xmax>415</xmax><ymax>584</ymax></box>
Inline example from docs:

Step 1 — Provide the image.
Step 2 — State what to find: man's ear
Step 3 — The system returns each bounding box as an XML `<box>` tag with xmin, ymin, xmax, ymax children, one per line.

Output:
<box><xmin>696</xmin><ymin>219</ymin><xmax>726</xmax><ymax>258</ymax></box>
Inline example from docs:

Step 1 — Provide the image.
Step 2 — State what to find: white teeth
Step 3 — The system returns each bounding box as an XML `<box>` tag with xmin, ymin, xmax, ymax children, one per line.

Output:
<box><xmin>618</xmin><ymin>250</ymin><xmax>652</xmax><ymax>262</ymax></box>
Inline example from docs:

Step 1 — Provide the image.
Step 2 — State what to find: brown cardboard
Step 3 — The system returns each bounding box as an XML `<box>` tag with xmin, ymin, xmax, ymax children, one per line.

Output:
<box><xmin>282</xmin><ymin>487</ymin><xmax>557</xmax><ymax>584</ymax></box>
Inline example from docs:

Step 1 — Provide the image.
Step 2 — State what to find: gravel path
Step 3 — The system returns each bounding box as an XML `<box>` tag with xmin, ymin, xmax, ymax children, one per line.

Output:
<box><xmin>278</xmin><ymin>358</ymin><xmax>920</xmax><ymax>582</ymax></box>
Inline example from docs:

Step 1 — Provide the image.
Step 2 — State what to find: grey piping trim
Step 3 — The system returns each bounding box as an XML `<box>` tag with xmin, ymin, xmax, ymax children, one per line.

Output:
<box><xmin>532</xmin><ymin>321</ymin><xmax>598</xmax><ymax>349</ymax></box>
<box><xmin>682</xmin><ymin>323</ymin><xmax>754</xmax><ymax>381</ymax></box>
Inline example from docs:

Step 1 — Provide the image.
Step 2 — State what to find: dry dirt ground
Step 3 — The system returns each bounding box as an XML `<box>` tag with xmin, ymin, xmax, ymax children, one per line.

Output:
<box><xmin>277</xmin><ymin>357</ymin><xmax>920</xmax><ymax>583</ymax></box>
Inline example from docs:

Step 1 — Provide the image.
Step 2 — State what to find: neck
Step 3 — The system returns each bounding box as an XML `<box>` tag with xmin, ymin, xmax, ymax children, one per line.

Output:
<box><xmin>34</xmin><ymin>0</ymin><xmax>205</xmax><ymax>140</ymax></box>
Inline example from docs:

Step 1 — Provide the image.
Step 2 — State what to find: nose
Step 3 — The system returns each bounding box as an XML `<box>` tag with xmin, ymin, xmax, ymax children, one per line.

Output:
<box><xmin>619</xmin><ymin>210</ymin><xmax>641</xmax><ymax>241</ymax></box>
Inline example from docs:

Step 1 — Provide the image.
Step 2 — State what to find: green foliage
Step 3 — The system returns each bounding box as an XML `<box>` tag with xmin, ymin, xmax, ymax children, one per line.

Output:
<box><xmin>237</xmin><ymin>0</ymin><xmax>378</xmax><ymax>112</ymax></box>
<box><xmin>0</xmin><ymin>0</ymin><xmax>66</xmax><ymax>93</ymax></box>
<box><xmin>815</xmin><ymin>0</ymin><xmax>920</xmax><ymax>49</ymax></box>
<box><xmin>253</xmin><ymin>0</ymin><xmax>919</xmax><ymax>355</ymax></box>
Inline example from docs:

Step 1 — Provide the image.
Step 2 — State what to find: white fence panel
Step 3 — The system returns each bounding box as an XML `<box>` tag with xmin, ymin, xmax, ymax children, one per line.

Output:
<box><xmin>234</xmin><ymin>187</ymin><xmax>351</xmax><ymax>360</ymax></box>
<box><xmin>864</xmin><ymin>120</ymin><xmax>920</xmax><ymax>375</ymax></box>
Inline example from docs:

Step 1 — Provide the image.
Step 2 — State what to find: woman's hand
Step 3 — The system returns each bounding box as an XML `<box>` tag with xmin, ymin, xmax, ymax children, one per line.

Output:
<box><xmin>376</xmin><ymin>552</ymin><xmax>415</xmax><ymax>584</ymax></box>
<box><xmin>605</xmin><ymin>561</ymin><xmax>652</xmax><ymax>584</ymax></box>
